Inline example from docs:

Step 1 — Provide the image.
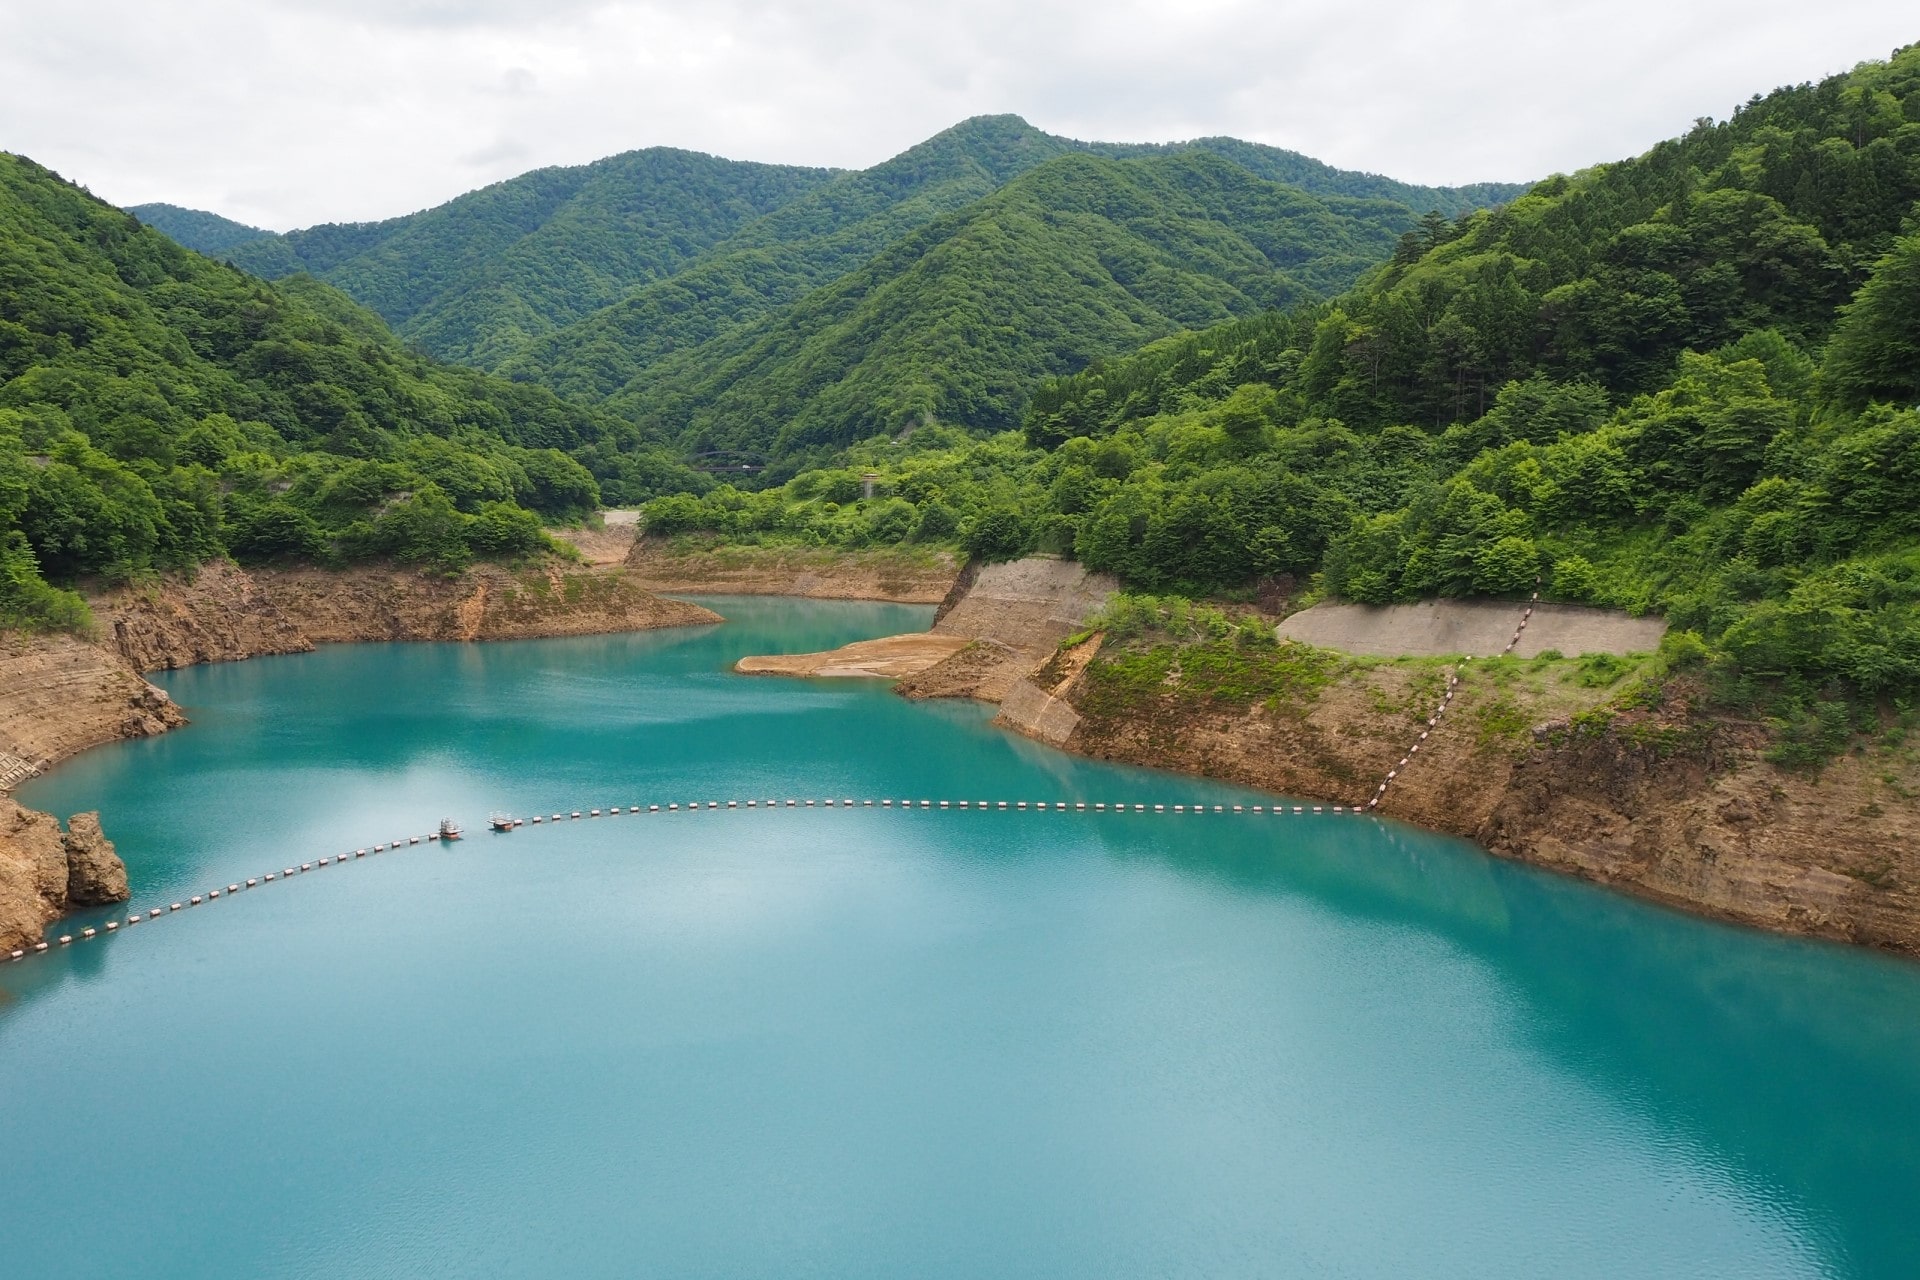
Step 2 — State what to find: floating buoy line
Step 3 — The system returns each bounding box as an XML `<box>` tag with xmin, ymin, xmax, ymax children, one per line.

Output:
<box><xmin>5</xmin><ymin>797</ymin><xmax>1381</xmax><ymax>966</ymax></box>
<box><xmin>8</xmin><ymin>588</ymin><xmax>1549</xmax><ymax>968</ymax></box>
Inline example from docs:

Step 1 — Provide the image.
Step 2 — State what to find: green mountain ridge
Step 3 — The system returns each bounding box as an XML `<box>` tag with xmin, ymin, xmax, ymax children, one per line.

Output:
<box><xmin>646</xmin><ymin>43</ymin><xmax>1920</xmax><ymax>741</ymax></box>
<box><xmin>605</xmin><ymin>148</ymin><xmax>1416</xmax><ymax>463</ymax></box>
<box><xmin>494</xmin><ymin>116</ymin><xmax>1526</xmax><ymax>409</ymax></box>
<box><xmin>127</xmin><ymin>203</ymin><xmax>274</xmax><ymax>255</ymax></box>
<box><xmin>222</xmin><ymin>148</ymin><xmax>839</xmax><ymax>367</ymax></box>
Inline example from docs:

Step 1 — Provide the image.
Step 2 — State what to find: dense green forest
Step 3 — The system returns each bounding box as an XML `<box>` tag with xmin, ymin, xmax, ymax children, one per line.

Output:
<box><xmin>223</xmin><ymin>149</ymin><xmax>838</xmax><ymax>368</ymax></box>
<box><xmin>192</xmin><ymin>116</ymin><xmax>1518</xmax><ymax>469</ymax></box>
<box><xmin>498</xmin><ymin>117</ymin><xmax>1522</xmax><ymax>402</ymax></box>
<box><xmin>647</xmin><ymin>45</ymin><xmax>1920</xmax><ymax>750</ymax></box>
<box><xmin>599</xmin><ymin>150</ymin><xmax>1419</xmax><ymax>467</ymax></box>
<box><xmin>0</xmin><ymin>151</ymin><xmax>704</xmax><ymax>629</ymax></box>
<box><xmin>128</xmin><ymin>203</ymin><xmax>274</xmax><ymax>255</ymax></box>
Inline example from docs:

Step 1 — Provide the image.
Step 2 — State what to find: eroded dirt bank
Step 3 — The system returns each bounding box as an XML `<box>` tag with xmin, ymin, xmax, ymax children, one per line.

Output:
<box><xmin>1013</xmin><ymin>639</ymin><xmax>1920</xmax><ymax>957</ymax></box>
<box><xmin>1</xmin><ymin>803</ymin><xmax>129</xmax><ymax>953</ymax></box>
<box><xmin>625</xmin><ymin>537</ymin><xmax>959</xmax><ymax>603</ymax></box>
<box><xmin>0</xmin><ymin>558</ymin><xmax>718</xmax><ymax>949</ymax></box>
<box><xmin>761</xmin><ymin>560</ymin><xmax>1920</xmax><ymax>957</ymax></box>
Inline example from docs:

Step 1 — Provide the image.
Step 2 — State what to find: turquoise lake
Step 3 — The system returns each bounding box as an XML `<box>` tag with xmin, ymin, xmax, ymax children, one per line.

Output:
<box><xmin>3</xmin><ymin>596</ymin><xmax>1919</xmax><ymax>1278</ymax></box>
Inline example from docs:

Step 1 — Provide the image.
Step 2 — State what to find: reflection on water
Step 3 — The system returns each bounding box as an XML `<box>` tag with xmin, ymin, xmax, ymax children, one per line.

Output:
<box><xmin>4</xmin><ymin>596</ymin><xmax>1916</xmax><ymax>1278</ymax></box>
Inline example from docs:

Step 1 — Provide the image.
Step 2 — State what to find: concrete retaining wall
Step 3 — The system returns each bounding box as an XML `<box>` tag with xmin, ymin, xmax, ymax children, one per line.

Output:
<box><xmin>1277</xmin><ymin>599</ymin><xmax>1666</xmax><ymax>659</ymax></box>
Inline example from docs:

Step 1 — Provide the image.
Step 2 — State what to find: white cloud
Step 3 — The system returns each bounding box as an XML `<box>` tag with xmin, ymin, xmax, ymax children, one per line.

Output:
<box><xmin>1</xmin><ymin>0</ymin><xmax>1912</xmax><ymax>229</ymax></box>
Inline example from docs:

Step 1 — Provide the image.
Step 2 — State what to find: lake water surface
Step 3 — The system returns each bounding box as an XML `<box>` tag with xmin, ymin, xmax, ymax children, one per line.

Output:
<box><xmin>4</xmin><ymin>597</ymin><xmax>1918</xmax><ymax>1278</ymax></box>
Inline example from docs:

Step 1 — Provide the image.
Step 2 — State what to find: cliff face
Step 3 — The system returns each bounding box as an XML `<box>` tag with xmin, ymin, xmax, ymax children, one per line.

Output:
<box><xmin>1036</xmin><ymin>645</ymin><xmax>1920</xmax><ymax>957</ymax></box>
<box><xmin>1481</xmin><ymin>709</ymin><xmax>1920</xmax><ymax>954</ymax></box>
<box><xmin>0</xmin><ymin>803</ymin><xmax>129</xmax><ymax>953</ymax></box>
<box><xmin>94</xmin><ymin>560</ymin><xmax>720</xmax><ymax>670</ymax></box>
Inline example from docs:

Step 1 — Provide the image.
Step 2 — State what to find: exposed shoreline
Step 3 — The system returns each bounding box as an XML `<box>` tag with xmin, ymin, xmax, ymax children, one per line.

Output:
<box><xmin>0</xmin><ymin>557</ymin><xmax>720</xmax><ymax>951</ymax></box>
<box><xmin>733</xmin><ymin>559</ymin><xmax>1920</xmax><ymax>960</ymax></box>
<box><xmin>6</xmin><ymin>552</ymin><xmax>1918</xmax><ymax>960</ymax></box>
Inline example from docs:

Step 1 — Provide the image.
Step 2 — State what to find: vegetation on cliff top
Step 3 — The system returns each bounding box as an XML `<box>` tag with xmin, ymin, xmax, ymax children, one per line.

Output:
<box><xmin>649</xmin><ymin>45</ymin><xmax>1920</xmax><ymax>743</ymax></box>
<box><xmin>0</xmin><ymin>152</ymin><xmax>699</xmax><ymax>629</ymax></box>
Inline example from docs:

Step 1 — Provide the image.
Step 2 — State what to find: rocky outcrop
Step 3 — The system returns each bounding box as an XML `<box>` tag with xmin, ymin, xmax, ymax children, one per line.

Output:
<box><xmin>1048</xmin><ymin>649</ymin><xmax>1920</xmax><ymax>957</ymax></box>
<box><xmin>735</xmin><ymin>556</ymin><xmax>1117</xmax><ymax>695</ymax></box>
<box><xmin>899</xmin><ymin>558</ymin><xmax>1117</xmax><ymax>701</ymax></box>
<box><xmin>61</xmin><ymin>812</ymin><xmax>127</xmax><ymax>907</ymax></box>
<box><xmin>1480</xmin><ymin>708</ymin><xmax>1920</xmax><ymax>954</ymax></box>
<box><xmin>0</xmin><ymin>802</ymin><xmax>130</xmax><ymax>952</ymax></box>
<box><xmin>101</xmin><ymin>559</ymin><xmax>312</xmax><ymax>670</ymax></box>
<box><xmin>0</xmin><ymin>631</ymin><xmax>186</xmax><ymax>775</ymax></box>
<box><xmin>91</xmin><ymin>561</ymin><xmax>720</xmax><ymax>670</ymax></box>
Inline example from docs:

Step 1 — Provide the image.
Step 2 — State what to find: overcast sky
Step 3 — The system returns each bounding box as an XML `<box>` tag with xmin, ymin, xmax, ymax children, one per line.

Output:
<box><xmin>3</xmin><ymin>0</ymin><xmax>1913</xmax><ymax>230</ymax></box>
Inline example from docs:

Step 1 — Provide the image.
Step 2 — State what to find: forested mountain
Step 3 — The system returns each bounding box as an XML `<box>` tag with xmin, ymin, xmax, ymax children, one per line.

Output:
<box><xmin>128</xmin><ymin>203</ymin><xmax>274</xmax><ymax>255</ymax></box>
<box><xmin>598</xmin><ymin>150</ymin><xmax>1415</xmax><ymax>463</ymax></box>
<box><xmin>497</xmin><ymin>117</ymin><xmax>1523</xmax><ymax>402</ymax></box>
<box><xmin>0</xmin><ymin>151</ymin><xmax>694</xmax><ymax>630</ymax></box>
<box><xmin>221</xmin><ymin>149</ymin><xmax>838</xmax><ymax>367</ymax></box>
<box><xmin>647</xmin><ymin>44</ymin><xmax>1920</xmax><ymax>750</ymax></box>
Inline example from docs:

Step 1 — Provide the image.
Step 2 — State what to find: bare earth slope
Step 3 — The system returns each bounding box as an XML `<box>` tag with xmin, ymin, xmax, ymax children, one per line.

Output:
<box><xmin>625</xmin><ymin>538</ymin><xmax>959</xmax><ymax>602</ymax></box>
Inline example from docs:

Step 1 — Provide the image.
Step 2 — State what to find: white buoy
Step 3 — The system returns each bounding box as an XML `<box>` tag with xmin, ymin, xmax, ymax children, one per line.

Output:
<box><xmin>59</xmin><ymin>935</ymin><xmax>72</xmax><ymax>945</ymax></box>
<box><xmin>105</xmin><ymin>922</ymin><xmax>118</xmax><ymax>932</ymax></box>
<box><xmin>190</xmin><ymin>896</ymin><xmax>203</xmax><ymax>905</ymax></box>
<box><xmin>999</xmin><ymin>801</ymin><xmax>1009</xmax><ymax>809</ymax></box>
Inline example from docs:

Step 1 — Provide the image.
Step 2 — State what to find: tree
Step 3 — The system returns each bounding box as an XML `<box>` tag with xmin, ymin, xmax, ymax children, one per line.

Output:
<box><xmin>1825</xmin><ymin>232</ymin><xmax>1920</xmax><ymax>409</ymax></box>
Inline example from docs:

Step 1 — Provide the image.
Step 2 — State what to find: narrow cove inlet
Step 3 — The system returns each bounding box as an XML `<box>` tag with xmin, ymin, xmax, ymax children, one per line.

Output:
<box><xmin>3</xmin><ymin>598</ymin><xmax>1918</xmax><ymax>1279</ymax></box>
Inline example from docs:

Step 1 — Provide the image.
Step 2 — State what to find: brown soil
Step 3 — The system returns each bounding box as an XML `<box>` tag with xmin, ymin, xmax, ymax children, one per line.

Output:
<box><xmin>625</xmin><ymin>538</ymin><xmax>959</xmax><ymax>602</ymax></box>
<box><xmin>550</xmin><ymin>517</ymin><xmax>639</xmax><ymax>567</ymax></box>
<box><xmin>1050</xmin><ymin>649</ymin><xmax>1920</xmax><ymax>957</ymax></box>
<box><xmin>735</xmin><ymin>633</ymin><xmax>972</xmax><ymax>679</ymax></box>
